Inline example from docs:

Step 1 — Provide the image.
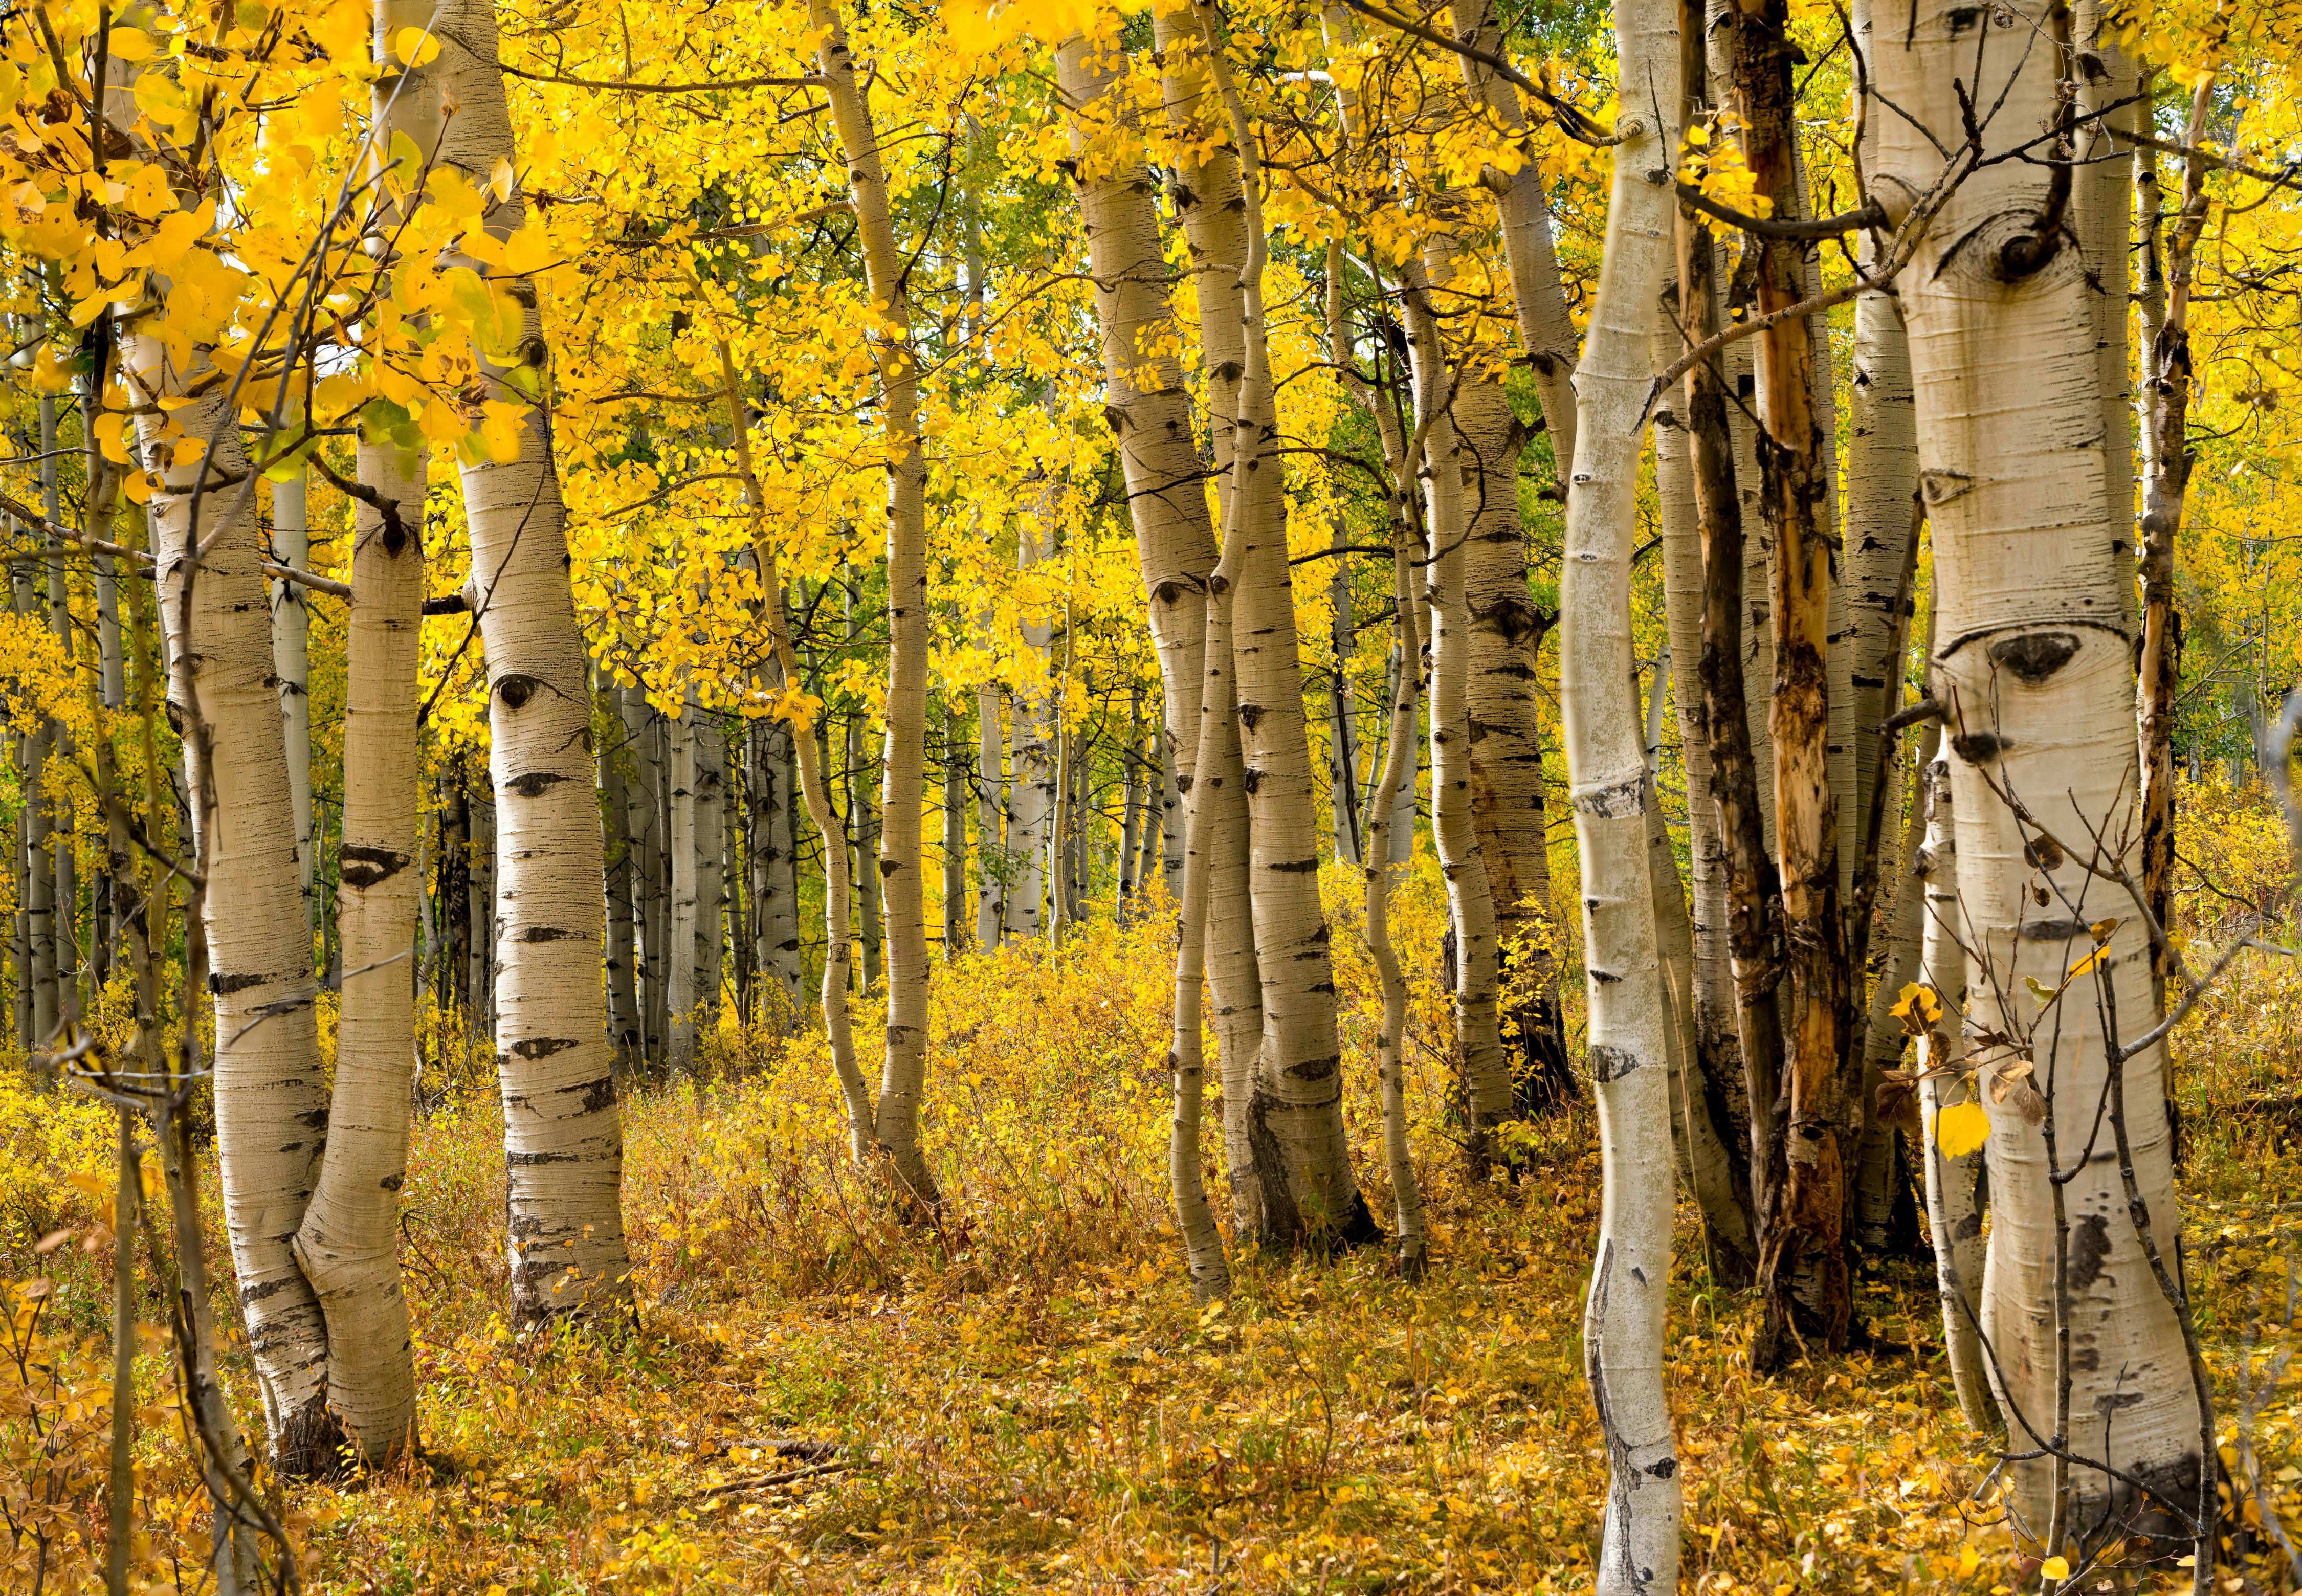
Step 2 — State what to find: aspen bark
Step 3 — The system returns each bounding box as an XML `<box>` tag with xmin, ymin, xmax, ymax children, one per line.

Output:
<box><xmin>602</xmin><ymin>696</ymin><xmax>640</xmax><ymax>1074</ymax></box>
<box><xmin>41</xmin><ymin>401</ymin><xmax>77</xmax><ymax>1024</ymax></box>
<box><xmin>975</xmin><ymin>668</ymin><xmax>1004</xmax><ymax>948</ymax></box>
<box><xmin>1456</xmin><ymin>371</ymin><xmax>1574</xmax><ymax>1113</ymax></box>
<box><xmin>667</xmin><ymin>703</ymin><xmax>699</xmax><ymax>1074</ymax></box>
<box><xmin>617</xmin><ymin>685</ymin><xmax>666</xmax><ymax>1068</ymax></box>
<box><xmin>2137</xmin><ymin>80</ymin><xmax>2211</xmax><ymax>1001</ymax></box>
<box><xmin>1559</xmin><ymin>0</ymin><xmax>1683</xmax><ymax>1573</ymax></box>
<box><xmin>1872</xmin><ymin>0</ymin><xmax>2205</xmax><ymax>1542</ymax></box>
<box><xmin>694</xmin><ymin>713</ymin><xmax>727</xmax><ymax>1030</ymax></box>
<box><xmin>436</xmin><ymin>0</ymin><xmax>628</xmax><ymax>1319</ymax></box>
<box><xmin>1449</xmin><ymin>0</ymin><xmax>1580</xmax><ymax>472</ymax></box>
<box><xmin>1007</xmin><ymin>517</ymin><xmax>1056</xmax><ymax>942</ymax></box>
<box><xmin>1365</xmin><ymin>527</ymin><xmax>1428</xmax><ymax>1274</ymax></box>
<box><xmin>270</xmin><ymin>474</ymin><xmax>315</xmax><ymax>916</ymax></box>
<box><xmin>1327</xmin><ymin>556</ymin><xmax>1362</xmax><ymax>868</ymax></box>
<box><xmin>943</xmin><ymin>712</ymin><xmax>967</xmax><ymax>956</ymax></box>
<box><xmin>1171</xmin><ymin>0</ymin><xmax>1374</xmax><ymax>1244</ymax></box>
<box><xmin>1057</xmin><ymin>29</ymin><xmax>1231</xmax><ymax>1275</ymax></box>
<box><xmin>811</xmin><ymin>0</ymin><xmax>938</xmax><ymax>1206</ymax></box>
<box><xmin>127</xmin><ymin>304</ymin><xmax>338</xmax><ymax>1471</ymax></box>
<box><xmin>289</xmin><ymin>342</ymin><xmax>426</xmax><ymax>1467</ymax></box>
<box><xmin>1655</xmin><ymin>305</ymin><xmax>1760</xmax><ymax>1280</ymax></box>
<box><xmin>1912</xmin><ymin>746</ymin><xmax>1993</xmax><ymax>1431</ymax></box>
<box><xmin>1400</xmin><ymin>254</ymin><xmax>1515</xmax><ymax>1163</ymax></box>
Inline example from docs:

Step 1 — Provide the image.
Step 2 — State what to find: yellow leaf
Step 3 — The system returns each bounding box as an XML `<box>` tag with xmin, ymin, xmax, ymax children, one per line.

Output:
<box><xmin>107</xmin><ymin>27</ymin><xmax>157</xmax><ymax>61</ymax></box>
<box><xmin>2040</xmin><ymin>1556</ymin><xmax>2070</xmax><ymax>1580</ymax></box>
<box><xmin>2066</xmin><ymin>945</ymin><xmax>2107</xmax><ymax>981</ymax></box>
<box><xmin>1933</xmin><ymin>1099</ymin><xmax>1991</xmax><ymax>1159</ymax></box>
<box><xmin>500</xmin><ymin>226</ymin><xmax>555</xmax><ymax>276</ymax></box>
<box><xmin>123</xmin><ymin>163</ymin><xmax>175</xmax><ymax>219</ymax></box>
<box><xmin>394</xmin><ymin>26</ymin><xmax>441</xmax><ymax>66</ymax></box>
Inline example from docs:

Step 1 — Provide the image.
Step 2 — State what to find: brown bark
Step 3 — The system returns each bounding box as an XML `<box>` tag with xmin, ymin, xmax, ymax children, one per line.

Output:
<box><xmin>1724</xmin><ymin>0</ymin><xmax>1849</xmax><ymax>1359</ymax></box>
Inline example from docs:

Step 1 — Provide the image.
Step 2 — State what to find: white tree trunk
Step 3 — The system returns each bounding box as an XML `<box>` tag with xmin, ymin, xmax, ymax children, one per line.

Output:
<box><xmin>290</xmin><ymin>364</ymin><xmax>426</xmax><ymax>1467</ymax></box>
<box><xmin>1556</xmin><ymin>0</ymin><xmax>1684</xmax><ymax>1576</ymax></box>
<box><xmin>270</xmin><ymin>474</ymin><xmax>315</xmax><ymax>914</ymax></box>
<box><xmin>1913</xmin><ymin>741</ymin><xmax>1993</xmax><ymax>1431</ymax></box>
<box><xmin>973</xmin><ymin>673</ymin><xmax>1004</xmax><ymax>947</ymax></box>
<box><xmin>1327</xmin><ymin>556</ymin><xmax>1361</xmax><ymax>867</ymax></box>
<box><xmin>667</xmin><ymin>702</ymin><xmax>699</xmax><ymax>1074</ymax></box>
<box><xmin>129</xmin><ymin>318</ymin><xmax>337</xmax><ymax>1472</ymax></box>
<box><xmin>1872</xmin><ymin>0</ymin><xmax>2205</xmax><ymax>1544</ymax></box>
<box><xmin>436</xmin><ymin>0</ymin><xmax>628</xmax><ymax>1320</ymax></box>
<box><xmin>1007</xmin><ymin>512</ymin><xmax>1056</xmax><ymax>942</ymax></box>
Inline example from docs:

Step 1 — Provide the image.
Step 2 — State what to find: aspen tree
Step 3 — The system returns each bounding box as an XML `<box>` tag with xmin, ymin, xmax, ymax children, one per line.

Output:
<box><xmin>975</xmin><ymin>661</ymin><xmax>1005</xmax><ymax>947</ymax></box>
<box><xmin>1871</xmin><ymin>0</ymin><xmax>2206</xmax><ymax>1543</ymax></box>
<box><xmin>270</xmin><ymin>474</ymin><xmax>314</xmax><ymax>921</ymax></box>
<box><xmin>1007</xmin><ymin>499</ymin><xmax>1056</xmax><ymax>941</ymax></box>
<box><xmin>1557</xmin><ymin>0</ymin><xmax>1683</xmax><ymax>1575</ymax></box>
<box><xmin>1175</xmin><ymin>0</ymin><xmax>1375</xmax><ymax>1244</ymax></box>
<box><xmin>1655</xmin><ymin>307</ymin><xmax>1760</xmax><ymax>1279</ymax></box>
<box><xmin>668</xmin><ymin>702</ymin><xmax>700</xmax><ymax>1073</ymax></box>
<box><xmin>807</xmin><ymin>0</ymin><xmax>938</xmax><ymax>1206</ymax></box>
<box><xmin>2138</xmin><ymin>78</ymin><xmax>2214</xmax><ymax>995</ymax></box>
<box><xmin>1399</xmin><ymin>253</ymin><xmax>1515</xmax><ymax>1163</ymax></box>
<box><xmin>717</xmin><ymin>341</ymin><xmax>874</xmax><ymax>1162</ymax></box>
<box><xmin>104</xmin><ymin>23</ymin><xmax>341</xmax><ymax>1459</ymax></box>
<box><xmin>284</xmin><ymin>0</ymin><xmax>437</xmax><ymax>1457</ymax></box>
<box><xmin>1910</xmin><ymin>743</ymin><xmax>1993</xmax><ymax>1431</ymax></box>
<box><xmin>433</xmin><ymin>0</ymin><xmax>629</xmax><ymax>1319</ymax></box>
<box><xmin>1056</xmin><ymin>24</ymin><xmax>1231</xmax><ymax>1276</ymax></box>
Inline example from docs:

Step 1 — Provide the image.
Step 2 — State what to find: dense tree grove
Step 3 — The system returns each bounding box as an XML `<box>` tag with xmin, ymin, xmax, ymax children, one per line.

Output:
<box><xmin>3</xmin><ymin>0</ymin><xmax>2302</xmax><ymax>1585</ymax></box>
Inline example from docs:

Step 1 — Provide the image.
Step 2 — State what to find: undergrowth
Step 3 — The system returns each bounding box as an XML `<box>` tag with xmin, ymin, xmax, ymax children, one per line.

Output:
<box><xmin>7</xmin><ymin>843</ymin><xmax>2302</xmax><ymax>1592</ymax></box>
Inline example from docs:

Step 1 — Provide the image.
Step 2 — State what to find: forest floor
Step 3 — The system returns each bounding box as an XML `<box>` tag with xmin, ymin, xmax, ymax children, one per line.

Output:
<box><xmin>12</xmin><ymin>872</ymin><xmax>2302</xmax><ymax>1592</ymax></box>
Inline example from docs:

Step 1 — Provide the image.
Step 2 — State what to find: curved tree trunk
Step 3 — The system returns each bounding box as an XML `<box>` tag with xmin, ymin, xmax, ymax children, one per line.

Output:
<box><xmin>130</xmin><ymin>310</ymin><xmax>339</xmax><ymax>1474</ymax></box>
<box><xmin>290</xmin><ymin>378</ymin><xmax>425</xmax><ymax>1469</ymax></box>
<box><xmin>1056</xmin><ymin>27</ymin><xmax>1229</xmax><ymax>1288</ymax></box>
<box><xmin>810</xmin><ymin>0</ymin><xmax>939</xmax><ymax>1209</ymax></box>
<box><xmin>1161</xmin><ymin>1</ymin><xmax>1366</xmax><ymax>1245</ymax></box>
<box><xmin>436</xmin><ymin>0</ymin><xmax>630</xmax><ymax>1321</ymax></box>
<box><xmin>1399</xmin><ymin>250</ymin><xmax>1515</xmax><ymax>1166</ymax></box>
<box><xmin>1873</xmin><ymin>1</ymin><xmax>2207</xmax><ymax>1548</ymax></box>
<box><xmin>1365</xmin><ymin>529</ymin><xmax>1429</xmax><ymax>1274</ymax></box>
<box><xmin>1557</xmin><ymin>0</ymin><xmax>1684</xmax><ymax>1575</ymax></box>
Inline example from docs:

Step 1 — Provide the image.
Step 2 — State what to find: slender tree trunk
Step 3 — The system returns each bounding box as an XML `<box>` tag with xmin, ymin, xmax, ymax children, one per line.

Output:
<box><xmin>763</xmin><ymin>721</ymin><xmax>802</xmax><ymax>1027</ymax></box>
<box><xmin>943</xmin><ymin>710</ymin><xmax>967</xmax><ymax>956</ymax></box>
<box><xmin>975</xmin><ymin>669</ymin><xmax>1004</xmax><ymax>947</ymax></box>
<box><xmin>809</xmin><ymin>0</ymin><xmax>937</xmax><ymax>1207</ymax></box>
<box><xmin>127</xmin><ymin>292</ymin><xmax>339</xmax><ymax>1470</ymax></box>
<box><xmin>1678</xmin><ymin>166</ymin><xmax>1791</xmax><ymax>1307</ymax></box>
<box><xmin>1118</xmin><ymin>685</ymin><xmax>1145</xmax><ymax>923</ymax></box>
<box><xmin>1365</xmin><ymin>526</ymin><xmax>1428</xmax><ymax>1274</ymax></box>
<box><xmin>667</xmin><ymin>702</ymin><xmax>699</xmax><ymax>1074</ymax></box>
<box><xmin>1327</xmin><ymin>556</ymin><xmax>1362</xmax><ymax>867</ymax></box>
<box><xmin>289</xmin><ymin>265</ymin><xmax>427</xmax><ymax>1462</ymax></box>
<box><xmin>1400</xmin><ymin>252</ymin><xmax>1515</xmax><ymax>1165</ymax></box>
<box><xmin>1873</xmin><ymin>5</ymin><xmax>2207</xmax><ymax>1546</ymax></box>
<box><xmin>1449</xmin><ymin>0</ymin><xmax>1580</xmax><ymax>474</ymax></box>
<box><xmin>2137</xmin><ymin>79</ymin><xmax>2211</xmax><ymax>1004</ymax></box>
<box><xmin>618</xmin><ymin>686</ymin><xmax>666</xmax><ymax>1070</ymax></box>
<box><xmin>1852</xmin><ymin>719</ymin><xmax>1925</xmax><ymax>1255</ymax></box>
<box><xmin>436</xmin><ymin>0</ymin><xmax>628</xmax><ymax>1320</ymax></box>
<box><xmin>42</xmin><ymin>400</ymin><xmax>78</xmax><ymax>1025</ymax></box>
<box><xmin>1558</xmin><ymin>0</ymin><xmax>1683</xmax><ymax>1569</ymax></box>
<box><xmin>1725</xmin><ymin>0</ymin><xmax>1850</xmax><ymax>1357</ymax></box>
<box><xmin>2075</xmin><ymin>0</ymin><xmax>2140</xmax><ymax>635</ymax></box>
<box><xmin>1007</xmin><ymin>520</ymin><xmax>1056</xmax><ymax>942</ymax></box>
<box><xmin>1912</xmin><ymin>742</ymin><xmax>1993</xmax><ymax>1431</ymax></box>
<box><xmin>1655</xmin><ymin>302</ymin><xmax>1760</xmax><ymax>1282</ymax></box>
<box><xmin>603</xmin><ymin>692</ymin><xmax>640</xmax><ymax>1077</ymax></box>
<box><xmin>270</xmin><ymin>474</ymin><xmax>315</xmax><ymax>926</ymax></box>
<box><xmin>1170</xmin><ymin>0</ymin><xmax>1375</xmax><ymax>1245</ymax></box>
<box><xmin>695</xmin><ymin>713</ymin><xmax>727</xmax><ymax>1037</ymax></box>
<box><xmin>1057</xmin><ymin>29</ymin><xmax>1232</xmax><ymax>1276</ymax></box>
